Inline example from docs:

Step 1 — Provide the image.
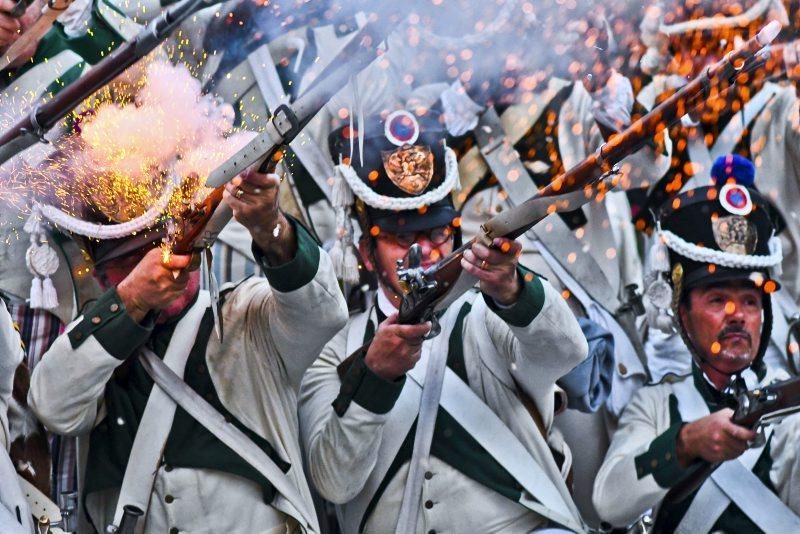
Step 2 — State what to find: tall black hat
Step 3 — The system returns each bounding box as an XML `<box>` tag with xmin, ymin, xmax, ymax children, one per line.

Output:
<box><xmin>327</xmin><ymin>106</ymin><xmax>462</xmax><ymax>283</ymax></box>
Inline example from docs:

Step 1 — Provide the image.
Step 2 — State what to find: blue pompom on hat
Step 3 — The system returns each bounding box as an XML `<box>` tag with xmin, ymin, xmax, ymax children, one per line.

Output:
<box><xmin>710</xmin><ymin>154</ymin><xmax>756</xmax><ymax>188</ymax></box>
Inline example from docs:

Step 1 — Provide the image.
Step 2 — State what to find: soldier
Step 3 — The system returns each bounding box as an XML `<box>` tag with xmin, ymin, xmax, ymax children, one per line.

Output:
<box><xmin>26</xmin><ymin>162</ymin><xmax>348</xmax><ymax>533</ymax></box>
<box><xmin>299</xmin><ymin>105</ymin><xmax>589</xmax><ymax>533</ymax></box>
<box><xmin>593</xmin><ymin>172</ymin><xmax>800</xmax><ymax>531</ymax></box>
<box><xmin>634</xmin><ymin>0</ymin><xmax>800</xmax><ymax>378</ymax></box>
<box><xmin>0</xmin><ymin>0</ymin><xmax>233</xmax><ymax>509</ymax></box>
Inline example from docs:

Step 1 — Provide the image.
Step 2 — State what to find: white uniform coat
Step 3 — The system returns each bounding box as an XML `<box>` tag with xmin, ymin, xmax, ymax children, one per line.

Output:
<box><xmin>28</xmin><ymin>234</ymin><xmax>347</xmax><ymax>533</ymax></box>
<box><xmin>299</xmin><ymin>277</ymin><xmax>588</xmax><ymax>533</ymax></box>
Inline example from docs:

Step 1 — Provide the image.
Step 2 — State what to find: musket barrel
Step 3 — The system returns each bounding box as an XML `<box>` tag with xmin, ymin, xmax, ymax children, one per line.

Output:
<box><xmin>0</xmin><ymin>0</ymin><xmax>210</xmax><ymax>165</ymax></box>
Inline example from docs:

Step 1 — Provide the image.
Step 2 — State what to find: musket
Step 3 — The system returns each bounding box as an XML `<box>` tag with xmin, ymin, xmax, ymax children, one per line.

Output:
<box><xmin>169</xmin><ymin>17</ymin><xmax>396</xmax><ymax>257</ymax></box>
<box><xmin>165</xmin><ymin>11</ymin><xmax>397</xmax><ymax>340</ymax></box>
<box><xmin>653</xmin><ymin>375</ymin><xmax>800</xmax><ymax>531</ymax></box>
<box><xmin>0</xmin><ymin>0</ymin><xmax>216</xmax><ymax>165</ymax></box>
<box><xmin>336</xmin><ymin>21</ymin><xmax>783</xmax><ymax>374</ymax></box>
<box><xmin>407</xmin><ymin>22</ymin><xmax>783</xmax><ymax>321</ymax></box>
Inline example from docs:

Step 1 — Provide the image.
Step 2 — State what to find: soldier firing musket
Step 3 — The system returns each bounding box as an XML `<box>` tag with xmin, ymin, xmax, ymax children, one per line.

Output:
<box><xmin>593</xmin><ymin>151</ymin><xmax>800</xmax><ymax>532</ymax></box>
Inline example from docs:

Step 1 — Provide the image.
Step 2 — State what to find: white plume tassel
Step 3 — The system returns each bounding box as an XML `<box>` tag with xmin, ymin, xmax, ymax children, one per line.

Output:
<box><xmin>29</xmin><ymin>277</ymin><xmax>43</xmax><ymax>309</ymax></box>
<box><xmin>330</xmin><ymin>164</ymin><xmax>360</xmax><ymax>284</ymax></box>
<box><xmin>24</xmin><ymin>206</ymin><xmax>60</xmax><ymax>310</ymax></box>
<box><xmin>42</xmin><ymin>277</ymin><xmax>58</xmax><ymax>310</ymax></box>
<box><xmin>648</xmin><ymin>233</ymin><xmax>671</xmax><ymax>274</ymax></box>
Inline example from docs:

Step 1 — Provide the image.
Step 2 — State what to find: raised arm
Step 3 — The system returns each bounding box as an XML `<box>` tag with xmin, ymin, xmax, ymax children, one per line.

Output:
<box><xmin>461</xmin><ymin>236</ymin><xmax>588</xmax><ymax>414</ymax></box>
<box><xmin>223</xmin><ymin>168</ymin><xmax>348</xmax><ymax>388</ymax></box>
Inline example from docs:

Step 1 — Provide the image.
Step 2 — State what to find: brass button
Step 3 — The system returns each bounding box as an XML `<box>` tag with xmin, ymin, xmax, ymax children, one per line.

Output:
<box><xmin>650</xmin><ymin>459</ymin><xmax>658</xmax><ymax>469</ymax></box>
<box><xmin>91</xmin><ymin>316</ymin><xmax>102</xmax><ymax>325</ymax></box>
<box><xmin>73</xmin><ymin>331</ymin><xmax>83</xmax><ymax>340</ymax></box>
<box><xmin>424</xmin><ymin>471</ymin><xmax>433</xmax><ymax>480</ymax></box>
<box><xmin>665</xmin><ymin>452</ymin><xmax>672</xmax><ymax>461</ymax></box>
<box><xmin>424</xmin><ymin>500</ymin><xmax>434</xmax><ymax>510</ymax></box>
<box><xmin>165</xmin><ymin>495</ymin><xmax>174</xmax><ymax>504</ymax></box>
<box><xmin>618</xmin><ymin>363</ymin><xmax>628</xmax><ymax>376</ymax></box>
<box><xmin>110</xmin><ymin>303</ymin><xmax>120</xmax><ymax>312</ymax></box>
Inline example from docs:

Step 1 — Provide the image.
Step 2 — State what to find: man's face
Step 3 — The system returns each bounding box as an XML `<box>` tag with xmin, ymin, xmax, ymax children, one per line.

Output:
<box><xmin>95</xmin><ymin>249</ymin><xmax>201</xmax><ymax>321</ymax></box>
<box><xmin>679</xmin><ymin>281</ymin><xmax>763</xmax><ymax>375</ymax></box>
<box><xmin>360</xmin><ymin>224</ymin><xmax>455</xmax><ymax>307</ymax></box>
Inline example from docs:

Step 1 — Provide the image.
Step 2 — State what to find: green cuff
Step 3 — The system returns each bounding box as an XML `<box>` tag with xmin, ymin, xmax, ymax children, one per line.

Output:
<box><xmin>332</xmin><ymin>352</ymin><xmax>406</xmax><ymax>416</ymax></box>
<box><xmin>253</xmin><ymin>217</ymin><xmax>321</xmax><ymax>293</ymax></box>
<box><xmin>484</xmin><ymin>267</ymin><xmax>545</xmax><ymax>327</ymax></box>
<box><xmin>68</xmin><ymin>288</ymin><xmax>153</xmax><ymax>360</ymax></box>
<box><xmin>634</xmin><ymin>421</ymin><xmax>691</xmax><ymax>488</ymax></box>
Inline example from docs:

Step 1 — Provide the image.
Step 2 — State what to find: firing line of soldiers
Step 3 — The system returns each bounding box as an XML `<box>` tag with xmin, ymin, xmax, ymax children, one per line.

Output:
<box><xmin>2</xmin><ymin>0</ymin><xmax>800</xmax><ymax>533</ymax></box>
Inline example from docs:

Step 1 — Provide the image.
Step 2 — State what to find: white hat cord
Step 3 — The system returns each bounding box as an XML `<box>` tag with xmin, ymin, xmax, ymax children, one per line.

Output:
<box><xmin>22</xmin><ymin>185</ymin><xmax>173</xmax><ymax>310</ymax></box>
<box><xmin>335</xmin><ymin>144</ymin><xmax>460</xmax><ymax>212</ymax></box>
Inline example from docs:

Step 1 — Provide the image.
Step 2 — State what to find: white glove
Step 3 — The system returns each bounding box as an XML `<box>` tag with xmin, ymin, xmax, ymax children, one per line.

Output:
<box><xmin>590</xmin><ymin>70</ymin><xmax>634</xmax><ymax>132</ymax></box>
<box><xmin>440</xmin><ymin>80</ymin><xmax>484</xmax><ymax>136</ymax></box>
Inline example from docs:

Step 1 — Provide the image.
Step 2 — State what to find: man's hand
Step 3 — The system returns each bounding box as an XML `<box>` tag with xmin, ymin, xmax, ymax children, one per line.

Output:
<box><xmin>364</xmin><ymin>314</ymin><xmax>431</xmax><ymax>381</ymax></box>
<box><xmin>0</xmin><ymin>0</ymin><xmax>22</xmax><ymax>51</ymax></box>
<box><xmin>116</xmin><ymin>248</ymin><xmax>193</xmax><ymax>322</ymax></box>
<box><xmin>676</xmin><ymin>408</ymin><xmax>757</xmax><ymax>466</ymax></box>
<box><xmin>461</xmin><ymin>237</ymin><xmax>523</xmax><ymax>306</ymax></box>
<box><xmin>223</xmin><ymin>167</ymin><xmax>296</xmax><ymax>265</ymax></box>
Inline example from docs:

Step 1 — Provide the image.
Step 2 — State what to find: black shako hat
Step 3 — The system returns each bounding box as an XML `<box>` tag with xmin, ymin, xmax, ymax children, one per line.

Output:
<box><xmin>328</xmin><ymin>107</ymin><xmax>461</xmax><ymax>234</ymax></box>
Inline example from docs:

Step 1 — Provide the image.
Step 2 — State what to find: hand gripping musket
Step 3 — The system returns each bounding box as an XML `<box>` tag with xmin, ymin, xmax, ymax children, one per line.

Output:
<box><xmin>0</xmin><ymin>0</ymin><xmax>75</xmax><ymax>72</ymax></box>
<box><xmin>652</xmin><ymin>375</ymin><xmax>800</xmax><ymax>532</ymax></box>
<box><xmin>334</xmin><ymin>21</ymin><xmax>783</xmax><ymax>376</ymax></box>
<box><xmin>0</xmin><ymin>0</ymin><xmax>216</xmax><ymax>165</ymax></box>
